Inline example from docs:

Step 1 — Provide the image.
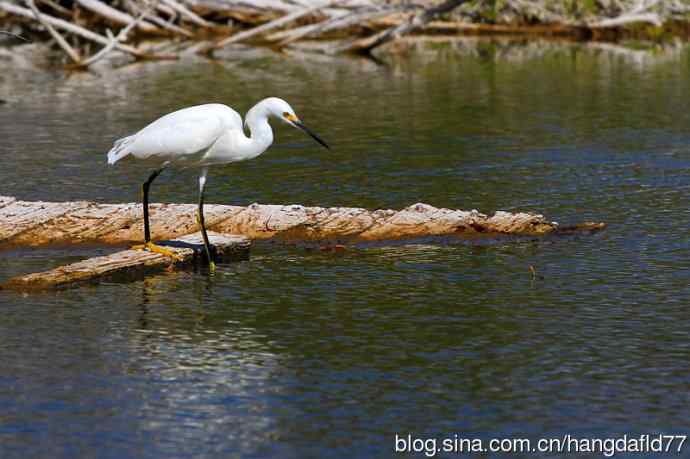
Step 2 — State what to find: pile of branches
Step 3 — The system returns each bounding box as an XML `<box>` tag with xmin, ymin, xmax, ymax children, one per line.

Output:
<box><xmin>0</xmin><ymin>0</ymin><xmax>687</xmax><ymax>68</ymax></box>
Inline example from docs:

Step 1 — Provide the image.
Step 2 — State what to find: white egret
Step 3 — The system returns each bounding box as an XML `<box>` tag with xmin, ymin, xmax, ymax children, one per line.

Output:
<box><xmin>106</xmin><ymin>97</ymin><xmax>329</xmax><ymax>271</ymax></box>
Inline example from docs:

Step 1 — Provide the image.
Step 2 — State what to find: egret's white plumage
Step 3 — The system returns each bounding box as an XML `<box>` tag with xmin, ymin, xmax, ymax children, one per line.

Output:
<box><xmin>106</xmin><ymin>97</ymin><xmax>329</xmax><ymax>270</ymax></box>
<box><xmin>107</xmin><ymin>97</ymin><xmax>328</xmax><ymax>167</ymax></box>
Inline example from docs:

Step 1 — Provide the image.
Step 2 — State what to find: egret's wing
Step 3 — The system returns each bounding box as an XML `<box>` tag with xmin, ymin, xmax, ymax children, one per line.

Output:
<box><xmin>130</xmin><ymin>113</ymin><xmax>227</xmax><ymax>161</ymax></box>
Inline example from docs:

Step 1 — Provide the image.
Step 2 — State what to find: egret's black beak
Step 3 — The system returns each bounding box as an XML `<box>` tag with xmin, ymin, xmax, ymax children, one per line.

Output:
<box><xmin>294</xmin><ymin>121</ymin><xmax>330</xmax><ymax>150</ymax></box>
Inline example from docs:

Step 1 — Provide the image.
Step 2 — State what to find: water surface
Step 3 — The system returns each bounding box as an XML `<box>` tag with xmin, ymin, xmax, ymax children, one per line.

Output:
<box><xmin>1</xmin><ymin>39</ymin><xmax>689</xmax><ymax>458</ymax></box>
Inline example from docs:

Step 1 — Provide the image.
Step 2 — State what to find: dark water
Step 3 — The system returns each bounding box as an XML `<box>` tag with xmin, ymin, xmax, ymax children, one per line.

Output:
<box><xmin>1</xmin><ymin>40</ymin><xmax>689</xmax><ymax>458</ymax></box>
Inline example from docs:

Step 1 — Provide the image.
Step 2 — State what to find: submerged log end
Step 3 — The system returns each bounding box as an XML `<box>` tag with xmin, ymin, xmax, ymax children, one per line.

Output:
<box><xmin>484</xmin><ymin>211</ymin><xmax>558</xmax><ymax>235</ymax></box>
<box><xmin>553</xmin><ymin>221</ymin><xmax>607</xmax><ymax>234</ymax></box>
<box><xmin>1</xmin><ymin>232</ymin><xmax>250</xmax><ymax>291</ymax></box>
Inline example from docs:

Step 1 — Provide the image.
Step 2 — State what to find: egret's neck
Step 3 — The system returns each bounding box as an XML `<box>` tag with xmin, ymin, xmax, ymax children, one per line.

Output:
<box><xmin>243</xmin><ymin>104</ymin><xmax>274</xmax><ymax>159</ymax></box>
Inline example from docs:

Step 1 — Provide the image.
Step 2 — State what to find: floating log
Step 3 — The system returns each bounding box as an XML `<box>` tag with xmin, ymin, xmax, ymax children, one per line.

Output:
<box><xmin>1</xmin><ymin>231</ymin><xmax>250</xmax><ymax>291</ymax></box>
<box><xmin>0</xmin><ymin>196</ymin><xmax>605</xmax><ymax>248</ymax></box>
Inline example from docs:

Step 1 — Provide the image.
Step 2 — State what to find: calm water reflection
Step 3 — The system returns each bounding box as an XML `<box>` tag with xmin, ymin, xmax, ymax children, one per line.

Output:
<box><xmin>1</xmin><ymin>39</ymin><xmax>689</xmax><ymax>458</ymax></box>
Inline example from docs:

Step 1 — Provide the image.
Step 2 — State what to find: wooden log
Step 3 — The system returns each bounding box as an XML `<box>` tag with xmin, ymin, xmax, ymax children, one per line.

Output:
<box><xmin>160</xmin><ymin>0</ymin><xmax>213</xmax><ymax>28</ymax></box>
<box><xmin>0</xmin><ymin>196</ymin><xmax>605</xmax><ymax>247</ymax></box>
<box><xmin>368</xmin><ymin>17</ymin><xmax>583</xmax><ymax>36</ymax></box>
<box><xmin>124</xmin><ymin>0</ymin><xmax>195</xmax><ymax>37</ymax></box>
<box><xmin>1</xmin><ymin>231</ymin><xmax>250</xmax><ymax>291</ymax></box>
<box><xmin>0</xmin><ymin>31</ymin><xmax>31</xmax><ymax>41</ymax></box>
<box><xmin>268</xmin><ymin>7</ymin><xmax>402</xmax><ymax>47</ymax></box>
<box><xmin>38</xmin><ymin>0</ymin><xmax>71</xmax><ymax>16</ymax></box>
<box><xmin>588</xmin><ymin>12</ymin><xmax>662</xmax><ymax>28</ymax></box>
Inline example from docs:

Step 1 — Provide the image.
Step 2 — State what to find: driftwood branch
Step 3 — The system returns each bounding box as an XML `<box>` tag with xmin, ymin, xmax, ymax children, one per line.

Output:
<box><xmin>75</xmin><ymin>0</ymin><xmax>159</xmax><ymax>33</ymax></box>
<box><xmin>338</xmin><ymin>0</ymin><xmax>471</xmax><ymax>54</ymax></box>
<box><xmin>0</xmin><ymin>1</ymin><xmax>177</xmax><ymax>61</ymax></box>
<box><xmin>200</xmin><ymin>0</ymin><xmax>336</xmax><ymax>53</ymax></box>
<box><xmin>26</xmin><ymin>0</ymin><xmax>82</xmax><ymax>63</ymax></box>
<box><xmin>589</xmin><ymin>12</ymin><xmax>662</xmax><ymax>28</ymax></box>
<box><xmin>78</xmin><ymin>5</ymin><xmax>152</xmax><ymax>67</ymax></box>
<box><xmin>0</xmin><ymin>196</ymin><xmax>605</xmax><ymax>248</ymax></box>
<box><xmin>123</xmin><ymin>0</ymin><xmax>194</xmax><ymax>37</ymax></box>
<box><xmin>589</xmin><ymin>0</ymin><xmax>663</xmax><ymax>27</ymax></box>
<box><xmin>269</xmin><ymin>6</ymin><xmax>402</xmax><ymax>48</ymax></box>
<box><xmin>160</xmin><ymin>0</ymin><xmax>212</xmax><ymax>27</ymax></box>
<box><xmin>1</xmin><ymin>232</ymin><xmax>250</xmax><ymax>291</ymax></box>
<box><xmin>38</xmin><ymin>0</ymin><xmax>71</xmax><ymax>16</ymax></box>
<box><xmin>1</xmin><ymin>0</ymin><xmax>683</xmax><ymax>67</ymax></box>
<box><xmin>267</xmin><ymin>9</ymin><xmax>347</xmax><ymax>46</ymax></box>
<box><xmin>0</xmin><ymin>30</ymin><xmax>31</xmax><ymax>41</ymax></box>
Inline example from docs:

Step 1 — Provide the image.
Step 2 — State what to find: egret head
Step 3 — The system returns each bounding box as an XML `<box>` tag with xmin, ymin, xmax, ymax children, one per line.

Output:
<box><xmin>264</xmin><ymin>97</ymin><xmax>330</xmax><ymax>150</ymax></box>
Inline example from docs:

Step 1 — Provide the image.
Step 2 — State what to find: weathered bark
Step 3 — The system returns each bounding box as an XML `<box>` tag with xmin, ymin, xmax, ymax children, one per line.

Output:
<box><xmin>0</xmin><ymin>196</ymin><xmax>605</xmax><ymax>248</ymax></box>
<box><xmin>268</xmin><ymin>6</ymin><xmax>404</xmax><ymax>47</ymax></box>
<box><xmin>75</xmin><ymin>0</ymin><xmax>159</xmax><ymax>33</ymax></box>
<box><xmin>77</xmin><ymin>8</ymin><xmax>153</xmax><ymax>68</ymax></box>
<box><xmin>160</xmin><ymin>0</ymin><xmax>212</xmax><ymax>27</ymax></box>
<box><xmin>1</xmin><ymin>0</ymin><xmax>683</xmax><ymax>68</ymax></box>
<box><xmin>123</xmin><ymin>0</ymin><xmax>194</xmax><ymax>37</ymax></box>
<box><xmin>338</xmin><ymin>0</ymin><xmax>470</xmax><ymax>54</ymax></box>
<box><xmin>199</xmin><ymin>0</ymin><xmax>336</xmax><ymax>53</ymax></box>
<box><xmin>0</xmin><ymin>1</ymin><xmax>176</xmax><ymax>60</ymax></box>
<box><xmin>27</xmin><ymin>0</ymin><xmax>82</xmax><ymax>63</ymax></box>
<box><xmin>1</xmin><ymin>232</ymin><xmax>250</xmax><ymax>291</ymax></box>
<box><xmin>368</xmin><ymin>17</ymin><xmax>583</xmax><ymax>37</ymax></box>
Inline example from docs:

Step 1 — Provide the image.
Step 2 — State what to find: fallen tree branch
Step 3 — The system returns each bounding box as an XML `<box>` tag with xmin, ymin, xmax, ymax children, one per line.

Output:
<box><xmin>161</xmin><ymin>0</ymin><xmax>212</xmax><ymax>27</ymax></box>
<box><xmin>123</xmin><ymin>0</ymin><xmax>194</xmax><ymax>37</ymax></box>
<box><xmin>0</xmin><ymin>196</ymin><xmax>605</xmax><ymax>247</ymax></box>
<box><xmin>199</xmin><ymin>0</ymin><xmax>336</xmax><ymax>53</ymax></box>
<box><xmin>77</xmin><ymin>27</ymin><xmax>117</xmax><ymax>66</ymax></box>
<box><xmin>0</xmin><ymin>1</ymin><xmax>177</xmax><ymax>60</ymax></box>
<box><xmin>38</xmin><ymin>0</ymin><xmax>71</xmax><ymax>16</ymax></box>
<box><xmin>75</xmin><ymin>0</ymin><xmax>159</xmax><ymax>33</ymax></box>
<box><xmin>269</xmin><ymin>6</ymin><xmax>403</xmax><ymax>48</ymax></box>
<box><xmin>0</xmin><ymin>30</ymin><xmax>31</xmax><ymax>41</ymax></box>
<box><xmin>588</xmin><ymin>12</ymin><xmax>662</xmax><ymax>28</ymax></box>
<box><xmin>80</xmin><ymin>25</ymin><xmax>130</xmax><ymax>65</ymax></box>
<box><xmin>338</xmin><ymin>0</ymin><xmax>471</xmax><ymax>54</ymax></box>
<box><xmin>26</xmin><ymin>0</ymin><xmax>82</xmax><ymax>63</ymax></box>
<box><xmin>2</xmin><ymin>231</ymin><xmax>250</xmax><ymax>291</ymax></box>
<box><xmin>79</xmin><ymin>3</ymin><xmax>156</xmax><ymax>67</ymax></box>
<box><xmin>267</xmin><ymin>8</ymin><xmax>349</xmax><ymax>46</ymax></box>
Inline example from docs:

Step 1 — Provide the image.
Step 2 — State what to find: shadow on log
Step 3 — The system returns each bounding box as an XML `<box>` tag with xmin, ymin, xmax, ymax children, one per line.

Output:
<box><xmin>0</xmin><ymin>196</ymin><xmax>605</xmax><ymax>247</ymax></box>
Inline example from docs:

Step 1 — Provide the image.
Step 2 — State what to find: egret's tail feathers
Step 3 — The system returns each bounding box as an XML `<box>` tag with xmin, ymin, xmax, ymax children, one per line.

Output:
<box><xmin>107</xmin><ymin>135</ymin><xmax>135</xmax><ymax>165</ymax></box>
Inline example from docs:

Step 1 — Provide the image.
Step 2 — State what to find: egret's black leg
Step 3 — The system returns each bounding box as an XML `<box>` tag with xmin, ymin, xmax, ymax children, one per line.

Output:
<box><xmin>142</xmin><ymin>168</ymin><xmax>163</xmax><ymax>243</ymax></box>
<box><xmin>197</xmin><ymin>168</ymin><xmax>216</xmax><ymax>272</ymax></box>
<box><xmin>133</xmin><ymin>168</ymin><xmax>181</xmax><ymax>261</ymax></box>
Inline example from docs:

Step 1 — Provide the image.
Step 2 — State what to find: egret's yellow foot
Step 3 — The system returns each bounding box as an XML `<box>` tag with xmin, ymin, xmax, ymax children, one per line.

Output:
<box><xmin>131</xmin><ymin>241</ymin><xmax>184</xmax><ymax>262</ymax></box>
<box><xmin>208</xmin><ymin>260</ymin><xmax>216</xmax><ymax>273</ymax></box>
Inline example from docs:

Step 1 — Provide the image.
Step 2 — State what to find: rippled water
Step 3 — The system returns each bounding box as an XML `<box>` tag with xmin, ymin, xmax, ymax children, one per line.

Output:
<box><xmin>1</xmin><ymin>39</ymin><xmax>689</xmax><ymax>458</ymax></box>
